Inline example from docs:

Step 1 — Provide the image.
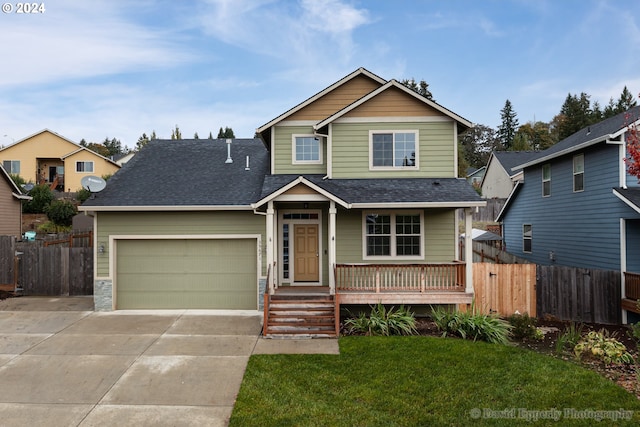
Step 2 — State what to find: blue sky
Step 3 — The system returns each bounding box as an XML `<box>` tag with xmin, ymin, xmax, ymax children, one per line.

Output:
<box><xmin>1</xmin><ymin>0</ymin><xmax>639</xmax><ymax>149</ymax></box>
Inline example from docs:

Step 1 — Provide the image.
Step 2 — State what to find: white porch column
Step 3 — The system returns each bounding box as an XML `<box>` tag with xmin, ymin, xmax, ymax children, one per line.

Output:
<box><xmin>621</xmin><ymin>218</ymin><xmax>628</xmax><ymax>324</ymax></box>
<box><xmin>266</xmin><ymin>201</ymin><xmax>275</xmax><ymax>294</ymax></box>
<box><xmin>329</xmin><ymin>200</ymin><xmax>337</xmax><ymax>295</ymax></box>
<box><xmin>464</xmin><ymin>208</ymin><xmax>474</xmax><ymax>294</ymax></box>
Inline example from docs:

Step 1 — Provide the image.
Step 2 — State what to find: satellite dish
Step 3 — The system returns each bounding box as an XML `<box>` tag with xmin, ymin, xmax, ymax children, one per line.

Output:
<box><xmin>81</xmin><ymin>175</ymin><xmax>107</xmax><ymax>192</ymax></box>
<box><xmin>22</xmin><ymin>183</ymin><xmax>34</xmax><ymax>192</ymax></box>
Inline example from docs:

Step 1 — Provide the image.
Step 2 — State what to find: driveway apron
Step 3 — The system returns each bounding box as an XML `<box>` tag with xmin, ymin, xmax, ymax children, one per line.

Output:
<box><xmin>0</xmin><ymin>297</ymin><xmax>261</xmax><ymax>427</ymax></box>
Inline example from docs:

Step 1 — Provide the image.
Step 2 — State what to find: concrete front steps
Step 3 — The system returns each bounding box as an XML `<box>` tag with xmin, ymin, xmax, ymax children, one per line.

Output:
<box><xmin>263</xmin><ymin>293</ymin><xmax>338</xmax><ymax>338</ymax></box>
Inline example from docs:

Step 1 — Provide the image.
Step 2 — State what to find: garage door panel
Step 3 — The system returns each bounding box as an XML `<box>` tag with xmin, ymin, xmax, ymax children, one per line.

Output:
<box><xmin>116</xmin><ymin>239</ymin><xmax>257</xmax><ymax>310</ymax></box>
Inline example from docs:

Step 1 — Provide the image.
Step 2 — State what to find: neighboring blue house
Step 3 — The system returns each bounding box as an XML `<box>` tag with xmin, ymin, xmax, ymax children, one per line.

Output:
<box><xmin>497</xmin><ymin>107</ymin><xmax>640</xmax><ymax>320</ymax></box>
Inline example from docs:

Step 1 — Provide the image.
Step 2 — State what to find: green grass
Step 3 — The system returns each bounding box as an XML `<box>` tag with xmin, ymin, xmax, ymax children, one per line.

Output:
<box><xmin>230</xmin><ymin>337</ymin><xmax>640</xmax><ymax>426</ymax></box>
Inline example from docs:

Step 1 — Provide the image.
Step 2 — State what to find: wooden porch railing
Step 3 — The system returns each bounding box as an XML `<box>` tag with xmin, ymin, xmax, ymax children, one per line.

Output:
<box><xmin>625</xmin><ymin>271</ymin><xmax>640</xmax><ymax>300</ymax></box>
<box><xmin>335</xmin><ymin>263</ymin><xmax>466</xmax><ymax>293</ymax></box>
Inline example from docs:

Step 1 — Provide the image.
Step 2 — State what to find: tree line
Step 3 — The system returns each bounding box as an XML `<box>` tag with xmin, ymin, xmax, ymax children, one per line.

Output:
<box><xmin>80</xmin><ymin>125</ymin><xmax>236</xmax><ymax>156</ymax></box>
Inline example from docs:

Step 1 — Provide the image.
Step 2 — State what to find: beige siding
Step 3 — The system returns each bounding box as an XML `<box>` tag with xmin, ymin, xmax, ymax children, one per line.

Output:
<box><xmin>335</xmin><ymin>208</ymin><xmax>457</xmax><ymax>263</ymax></box>
<box><xmin>288</xmin><ymin>75</ymin><xmax>382</xmax><ymax>121</ymax></box>
<box><xmin>331</xmin><ymin>121</ymin><xmax>456</xmax><ymax>178</ymax></box>
<box><xmin>0</xmin><ymin>184</ymin><xmax>21</xmax><ymax>237</ymax></box>
<box><xmin>343</xmin><ymin>86</ymin><xmax>441</xmax><ymax>117</ymax></box>
<box><xmin>96</xmin><ymin>211</ymin><xmax>266</xmax><ymax>277</ymax></box>
<box><xmin>273</xmin><ymin>125</ymin><xmax>327</xmax><ymax>175</ymax></box>
<box><xmin>63</xmin><ymin>151</ymin><xmax>120</xmax><ymax>192</ymax></box>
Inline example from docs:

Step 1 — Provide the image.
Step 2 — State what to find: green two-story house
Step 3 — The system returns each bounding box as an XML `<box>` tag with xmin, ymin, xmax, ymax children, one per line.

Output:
<box><xmin>80</xmin><ymin>68</ymin><xmax>484</xmax><ymax>335</ymax></box>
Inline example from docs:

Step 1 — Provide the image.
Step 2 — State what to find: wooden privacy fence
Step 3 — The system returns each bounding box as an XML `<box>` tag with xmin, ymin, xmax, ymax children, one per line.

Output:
<box><xmin>537</xmin><ymin>265</ymin><xmax>620</xmax><ymax>325</ymax></box>
<box><xmin>473</xmin><ymin>263</ymin><xmax>537</xmax><ymax>316</ymax></box>
<box><xmin>0</xmin><ymin>235</ymin><xmax>93</xmax><ymax>296</ymax></box>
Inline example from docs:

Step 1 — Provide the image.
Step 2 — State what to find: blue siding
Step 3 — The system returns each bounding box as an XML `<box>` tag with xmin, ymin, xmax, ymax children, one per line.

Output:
<box><xmin>503</xmin><ymin>143</ymin><xmax>640</xmax><ymax>270</ymax></box>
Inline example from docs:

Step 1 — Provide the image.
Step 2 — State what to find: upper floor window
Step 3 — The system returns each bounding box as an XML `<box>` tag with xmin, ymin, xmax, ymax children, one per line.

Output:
<box><xmin>370</xmin><ymin>130</ymin><xmax>418</xmax><ymax>170</ymax></box>
<box><xmin>573</xmin><ymin>154</ymin><xmax>584</xmax><ymax>192</ymax></box>
<box><xmin>2</xmin><ymin>160</ymin><xmax>20</xmax><ymax>174</ymax></box>
<box><xmin>363</xmin><ymin>211</ymin><xmax>423</xmax><ymax>259</ymax></box>
<box><xmin>542</xmin><ymin>164</ymin><xmax>551</xmax><ymax>197</ymax></box>
<box><xmin>76</xmin><ymin>161</ymin><xmax>94</xmax><ymax>173</ymax></box>
<box><xmin>293</xmin><ymin>135</ymin><xmax>321</xmax><ymax>164</ymax></box>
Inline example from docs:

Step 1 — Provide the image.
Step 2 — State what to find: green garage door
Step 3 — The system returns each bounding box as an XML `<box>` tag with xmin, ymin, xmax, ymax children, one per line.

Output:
<box><xmin>116</xmin><ymin>239</ymin><xmax>257</xmax><ymax>309</ymax></box>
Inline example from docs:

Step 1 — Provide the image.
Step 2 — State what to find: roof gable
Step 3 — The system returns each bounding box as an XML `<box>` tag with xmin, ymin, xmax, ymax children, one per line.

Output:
<box><xmin>492</xmin><ymin>151</ymin><xmax>539</xmax><ymax>174</ymax></box>
<box><xmin>256</xmin><ymin>68</ymin><xmax>386</xmax><ymax>141</ymax></box>
<box><xmin>314</xmin><ymin>80</ymin><xmax>472</xmax><ymax>132</ymax></box>
<box><xmin>0</xmin><ymin>164</ymin><xmax>30</xmax><ymax>200</ymax></box>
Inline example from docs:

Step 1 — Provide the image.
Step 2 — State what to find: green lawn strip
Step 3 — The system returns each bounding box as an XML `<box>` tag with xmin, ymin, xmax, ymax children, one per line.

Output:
<box><xmin>230</xmin><ymin>336</ymin><xmax>640</xmax><ymax>426</ymax></box>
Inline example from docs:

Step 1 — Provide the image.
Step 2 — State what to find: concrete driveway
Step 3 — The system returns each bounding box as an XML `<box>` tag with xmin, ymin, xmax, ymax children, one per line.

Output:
<box><xmin>0</xmin><ymin>296</ymin><xmax>337</xmax><ymax>426</ymax></box>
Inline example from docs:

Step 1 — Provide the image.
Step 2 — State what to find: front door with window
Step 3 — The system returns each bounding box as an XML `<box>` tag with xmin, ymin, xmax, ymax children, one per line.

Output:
<box><xmin>294</xmin><ymin>224</ymin><xmax>319</xmax><ymax>283</ymax></box>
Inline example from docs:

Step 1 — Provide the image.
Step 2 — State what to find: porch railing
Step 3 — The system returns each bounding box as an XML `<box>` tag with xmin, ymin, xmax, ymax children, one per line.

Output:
<box><xmin>335</xmin><ymin>263</ymin><xmax>465</xmax><ymax>293</ymax></box>
<box><xmin>625</xmin><ymin>271</ymin><xmax>640</xmax><ymax>300</ymax></box>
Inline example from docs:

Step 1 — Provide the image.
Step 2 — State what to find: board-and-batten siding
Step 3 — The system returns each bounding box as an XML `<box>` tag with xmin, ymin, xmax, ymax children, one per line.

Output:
<box><xmin>503</xmin><ymin>143</ymin><xmax>640</xmax><ymax>270</ymax></box>
<box><xmin>0</xmin><ymin>187</ymin><xmax>20</xmax><ymax>237</ymax></box>
<box><xmin>273</xmin><ymin>125</ymin><xmax>327</xmax><ymax>175</ymax></box>
<box><xmin>335</xmin><ymin>208</ymin><xmax>457</xmax><ymax>263</ymax></box>
<box><xmin>287</xmin><ymin>75</ymin><xmax>382</xmax><ymax>121</ymax></box>
<box><xmin>95</xmin><ymin>211</ymin><xmax>266</xmax><ymax>277</ymax></box>
<box><xmin>331</xmin><ymin>121</ymin><xmax>455</xmax><ymax>178</ymax></box>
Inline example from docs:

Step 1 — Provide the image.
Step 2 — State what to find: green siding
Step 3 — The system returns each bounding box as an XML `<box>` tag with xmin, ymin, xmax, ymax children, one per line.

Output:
<box><xmin>331</xmin><ymin>122</ymin><xmax>456</xmax><ymax>178</ymax></box>
<box><xmin>117</xmin><ymin>239</ymin><xmax>257</xmax><ymax>309</ymax></box>
<box><xmin>96</xmin><ymin>211</ymin><xmax>266</xmax><ymax>277</ymax></box>
<box><xmin>273</xmin><ymin>125</ymin><xmax>327</xmax><ymax>174</ymax></box>
<box><xmin>335</xmin><ymin>208</ymin><xmax>456</xmax><ymax>263</ymax></box>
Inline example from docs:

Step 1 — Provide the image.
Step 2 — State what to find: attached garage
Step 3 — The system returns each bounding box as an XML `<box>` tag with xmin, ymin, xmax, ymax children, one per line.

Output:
<box><xmin>115</xmin><ymin>238</ymin><xmax>258</xmax><ymax>310</ymax></box>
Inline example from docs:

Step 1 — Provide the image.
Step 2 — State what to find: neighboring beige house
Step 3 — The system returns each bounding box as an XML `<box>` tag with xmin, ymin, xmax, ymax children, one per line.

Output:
<box><xmin>0</xmin><ymin>165</ymin><xmax>31</xmax><ymax>237</ymax></box>
<box><xmin>0</xmin><ymin>129</ymin><xmax>120</xmax><ymax>193</ymax></box>
<box><xmin>480</xmin><ymin>151</ymin><xmax>538</xmax><ymax>199</ymax></box>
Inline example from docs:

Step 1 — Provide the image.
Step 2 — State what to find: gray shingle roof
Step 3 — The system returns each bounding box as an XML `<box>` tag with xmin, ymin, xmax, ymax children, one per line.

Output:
<box><xmin>492</xmin><ymin>151</ymin><xmax>539</xmax><ymax>174</ymax></box>
<box><xmin>615</xmin><ymin>187</ymin><xmax>640</xmax><ymax>211</ymax></box>
<box><xmin>260</xmin><ymin>175</ymin><xmax>483</xmax><ymax>205</ymax></box>
<box><xmin>518</xmin><ymin>105</ymin><xmax>640</xmax><ymax>169</ymax></box>
<box><xmin>82</xmin><ymin>139</ymin><xmax>269</xmax><ymax>207</ymax></box>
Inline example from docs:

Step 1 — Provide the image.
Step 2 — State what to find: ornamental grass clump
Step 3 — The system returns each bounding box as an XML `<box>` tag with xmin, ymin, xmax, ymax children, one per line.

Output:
<box><xmin>431</xmin><ymin>305</ymin><xmax>512</xmax><ymax>345</ymax></box>
<box><xmin>344</xmin><ymin>303</ymin><xmax>417</xmax><ymax>336</ymax></box>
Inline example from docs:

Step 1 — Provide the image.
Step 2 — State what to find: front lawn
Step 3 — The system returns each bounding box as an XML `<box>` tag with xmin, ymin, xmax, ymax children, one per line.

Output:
<box><xmin>230</xmin><ymin>336</ymin><xmax>640</xmax><ymax>426</ymax></box>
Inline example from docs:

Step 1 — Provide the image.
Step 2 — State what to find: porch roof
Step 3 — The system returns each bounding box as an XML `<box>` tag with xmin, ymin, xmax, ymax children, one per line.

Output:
<box><xmin>255</xmin><ymin>175</ymin><xmax>485</xmax><ymax>209</ymax></box>
<box><xmin>614</xmin><ymin>187</ymin><xmax>640</xmax><ymax>214</ymax></box>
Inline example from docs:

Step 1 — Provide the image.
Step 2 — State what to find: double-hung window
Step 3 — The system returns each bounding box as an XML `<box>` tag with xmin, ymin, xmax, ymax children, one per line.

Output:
<box><xmin>542</xmin><ymin>164</ymin><xmax>551</xmax><ymax>197</ymax></box>
<box><xmin>293</xmin><ymin>135</ymin><xmax>321</xmax><ymax>164</ymax></box>
<box><xmin>370</xmin><ymin>131</ymin><xmax>418</xmax><ymax>169</ymax></box>
<box><xmin>573</xmin><ymin>154</ymin><xmax>584</xmax><ymax>192</ymax></box>
<box><xmin>364</xmin><ymin>211</ymin><xmax>423</xmax><ymax>259</ymax></box>
<box><xmin>76</xmin><ymin>161</ymin><xmax>94</xmax><ymax>173</ymax></box>
<box><xmin>2</xmin><ymin>160</ymin><xmax>20</xmax><ymax>174</ymax></box>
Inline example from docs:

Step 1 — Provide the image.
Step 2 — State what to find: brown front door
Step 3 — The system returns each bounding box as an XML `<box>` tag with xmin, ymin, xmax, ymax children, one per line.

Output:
<box><xmin>294</xmin><ymin>224</ymin><xmax>319</xmax><ymax>282</ymax></box>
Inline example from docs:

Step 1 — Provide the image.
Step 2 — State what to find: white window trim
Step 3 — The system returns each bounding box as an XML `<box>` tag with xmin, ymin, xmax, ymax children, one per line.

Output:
<box><xmin>573</xmin><ymin>153</ymin><xmax>584</xmax><ymax>192</ymax></box>
<box><xmin>76</xmin><ymin>161</ymin><xmax>94</xmax><ymax>173</ymax></box>
<box><xmin>292</xmin><ymin>134</ymin><xmax>323</xmax><ymax>165</ymax></box>
<box><xmin>523</xmin><ymin>224</ymin><xmax>532</xmax><ymax>253</ymax></box>
<box><xmin>362</xmin><ymin>210</ymin><xmax>424</xmax><ymax>260</ymax></box>
<box><xmin>368</xmin><ymin>130</ymin><xmax>419</xmax><ymax>171</ymax></box>
<box><xmin>542</xmin><ymin>164</ymin><xmax>551</xmax><ymax>197</ymax></box>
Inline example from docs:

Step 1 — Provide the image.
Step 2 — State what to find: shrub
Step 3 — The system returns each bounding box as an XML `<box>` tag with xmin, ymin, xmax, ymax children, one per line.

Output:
<box><xmin>344</xmin><ymin>304</ymin><xmax>418</xmax><ymax>336</ymax></box>
<box><xmin>23</xmin><ymin>184</ymin><xmax>54</xmax><ymax>213</ymax></box>
<box><xmin>431</xmin><ymin>305</ymin><xmax>512</xmax><ymax>345</ymax></box>
<box><xmin>507</xmin><ymin>313</ymin><xmax>539</xmax><ymax>340</ymax></box>
<box><xmin>555</xmin><ymin>322</ymin><xmax>584</xmax><ymax>355</ymax></box>
<box><xmin>45</xmin><ymin>200</ymin><xmax>77</xmax><ymax>226</ymax></box>
<box><xmin>574</xmin><ymin>329</ymin><xmax>634</xmax><ymax>364</ymax></box>
<box><xmin>76</xmin><ymin>188</ymin><xmax>92</xmax><ymax>203</ymax></box>
<box><xmin>37</xmin><ymin>221</ymin><xmax>71</xmax><ymax>233</ymax></box>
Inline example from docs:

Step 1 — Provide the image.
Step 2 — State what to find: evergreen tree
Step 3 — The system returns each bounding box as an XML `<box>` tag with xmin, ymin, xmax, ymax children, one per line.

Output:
<box><xmin>79</xmin><ymin>138</ymin><xmax>88</xmax><ymax>147</ymax></box>
<box><xmin>497</xmin><ymin>100</ymin><xmax>519</xmax><ymax>150</ymax></box>
<box><xmin>617</xmin><ymin>86</ymin><xmax>637</xmax><ymax>112</ymax></box>
<box><xmin>103</xmin><ymin>137</ymin><xmax>125</xmax><ymax>156</ymax></box>
<box><xmin>400</xmin><ymin>78</ymin><xmax>434</xmax><ymax>101</ymax></box>
<box><xmin>194</xmin><ymin>132</ymin><xmax>199</xmax><ymax>139</ymax></box>
<box><xmin>170</xmin><ymin>125</ymin><xmax>182</xmax><ymax>140</ymax></box>
<box><xmin>217</xmin><ymin>127</ymin><xmax>224</xmax><ymax>138</ymax></box>
<box><xmin>208</xmin><ymin>131</ymin><xmax>213</xmax><ymax>139</ymax></box>
<box><xmin>217</xmin><ymin>127</ymin><xmax>235</xmax><ymax>138</ymax></box>
<box><xmin>555</xmin><ymin>93</ymin><xmax>593</xmax><ymax>140</ymax></box>
<box><xmin>136</xmin><ymin>133</ymin><xmax>150</xmax><ymax>151</ymax></box>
